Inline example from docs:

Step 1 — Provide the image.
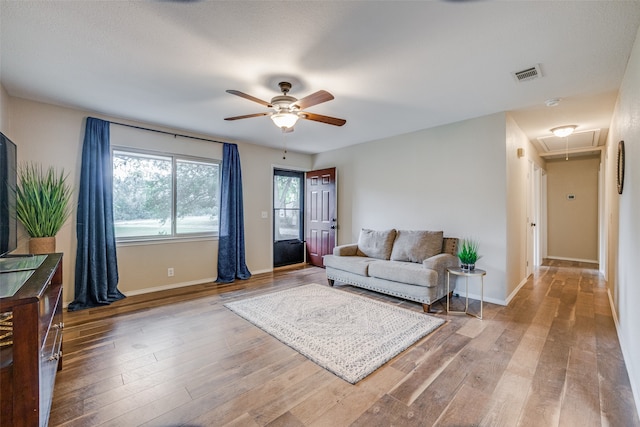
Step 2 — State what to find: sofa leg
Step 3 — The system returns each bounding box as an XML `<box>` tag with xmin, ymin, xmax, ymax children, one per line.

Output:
<box><xmin>422</xmin><ymin>303</ymin><xmax>431</xmax><ymax>313</ymax></box>
<box><xmin>328</xmin><ymin>279</ymin><xmax>335</xmax><ymax>286</ymax></box>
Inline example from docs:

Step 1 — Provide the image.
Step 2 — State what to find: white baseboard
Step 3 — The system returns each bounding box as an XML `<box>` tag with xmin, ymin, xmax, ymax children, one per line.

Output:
<box><xmin>450</xmin><ymin>287</ymin><xmax>507</xmax><ymax>306</ymax></box>
<box><xmin>123</xmin><ymin>277</ymin><xmax>217</xmax><ymax>297</ymax></box>
<box><xmin>450</xmin><ymin>274</ymin><xmax>528</xmax><ymax>307</ymax></box>
<box><xmin>607</xmin><ymin>288</ymin><xmax>640</xmax><ymax>421</ymax></box>
<box><xmin>505</xmin><ymin>276</ymin><xmax>529</xmax><ymax>305</ymax></box>
<box><xmin>63</xmin><ymin>268</ymin><xmax>277</xmax><ymax>308</ymax></box>
<box><xmin>63</xmin><ymin>277</ymin><xmax>217</xmax><ymax>308</ymax></box>
<box><xmin>124</xmin><ymin>267</ymin><xmax>274</xmax><ymax>295</ymax></box>
<box><xmin>251</xmin><ymin>268</ymin><xmax>272</xmax><ymax>275</ymax></box>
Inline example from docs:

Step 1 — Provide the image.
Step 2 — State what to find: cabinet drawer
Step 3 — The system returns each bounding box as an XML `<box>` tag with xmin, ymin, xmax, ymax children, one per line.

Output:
<box><xmin>38</xmin><ymin>280</ymin><xmax>62</xmax><ymax>349</ymax></box>
<box><xmin>40</xmin><ymin>321</ymin><xmax>62</xmax><ymax>427</ymax></box>
<box><xmin>41</xmin><ymin>319</ymin><xmax>63</xmax><ymax>362</ymax></box>
<box><xmin>39</xmin><ymin>278</ymin><xmax>61</xmax><ymax>320</ymax></box>
<box><xmin>39</xmin><ymin>282</ymin><xmax>63</xmax><ymax>427</ymax></box>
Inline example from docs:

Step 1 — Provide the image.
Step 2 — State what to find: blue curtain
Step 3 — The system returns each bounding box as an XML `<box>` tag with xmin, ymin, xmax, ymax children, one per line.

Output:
<box><xmin>216</xmin><ymin>143</ymin><xmax>251</xmax><ymax>283</ymax></box>
<box><xmin>68</xmin><ymin>117</ymin><xmax>125</xmax><ymax>311</ymax></box>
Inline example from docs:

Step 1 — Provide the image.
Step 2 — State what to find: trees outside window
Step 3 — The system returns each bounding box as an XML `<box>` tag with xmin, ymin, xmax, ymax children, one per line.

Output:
<box><xmin>113</xmin><ymin>149</ymin><xmax>219</xmax><ymax>239</ymax></box>
<box><xmin>274</xmin><ymin>170</ymin><xmax>303</xmax><ymax>241</ymax></box>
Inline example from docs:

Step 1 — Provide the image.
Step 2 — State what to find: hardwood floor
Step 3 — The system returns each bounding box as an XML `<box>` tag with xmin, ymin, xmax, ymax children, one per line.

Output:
<box><xmin>50</xmin><ymin>261</ymin><xmax>639</xmax><ymax>426</ymax></box>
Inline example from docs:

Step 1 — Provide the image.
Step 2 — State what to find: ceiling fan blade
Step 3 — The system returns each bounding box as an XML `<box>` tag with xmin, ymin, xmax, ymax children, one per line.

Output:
<box><xmin>224</xmin><ymin>112</ymin><xmax>270</xmax><ymax>121</ymax></box>
<box><xmin>294</xmin><ymin>90</ymin><xmax>334</xmax><ymax>110</ymax></box>
<box><xmin>300</xmin><ymin>112</ymin><xmax>346</xmax><ymax>127</ymax></box>
<box><xmin>226</xmin><ymin>90</ymin><xmax>271</xmax><ymax>107</ymax></box>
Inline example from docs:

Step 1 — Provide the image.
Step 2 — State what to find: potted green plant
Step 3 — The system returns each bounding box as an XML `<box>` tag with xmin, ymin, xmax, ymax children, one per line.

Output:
<box><xmin>16</xmin><ymin>163</ymin><xmax>72</xmax><ymax>254</ymax></box>
<box><xmin>458</xmin><ymin>238</ymin><xmax>481</xmax><ymax>270</ymax></box>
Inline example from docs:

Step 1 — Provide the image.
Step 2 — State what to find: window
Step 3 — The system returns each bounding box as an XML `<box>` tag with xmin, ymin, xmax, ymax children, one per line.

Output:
<box><xmin>112</xmin><ymin>149</ymin><xmax>220</xmax><ymax>240</ymax></box>
<box><xmin>273</xmin><ymin>169</ymin><xmax>304</xmax><ymax>242</ymax></box>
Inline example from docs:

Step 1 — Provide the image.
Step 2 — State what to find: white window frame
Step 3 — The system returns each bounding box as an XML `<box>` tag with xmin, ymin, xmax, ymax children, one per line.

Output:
<box><xmin>112</xmin><ymin>146</ymin><xmax>221</xmax><ymax>243</ymax></box>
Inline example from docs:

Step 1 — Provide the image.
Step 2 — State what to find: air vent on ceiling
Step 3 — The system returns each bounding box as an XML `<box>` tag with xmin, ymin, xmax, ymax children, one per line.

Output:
<box><xmin>512</xmin><ymin>64</ymin><xmax>542</xmax><ymax>82</ymax></box>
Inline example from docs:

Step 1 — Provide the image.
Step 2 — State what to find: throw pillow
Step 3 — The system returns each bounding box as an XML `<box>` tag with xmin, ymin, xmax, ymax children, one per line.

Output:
<box><xmin>356</xmin><ymin>228</ymin><xmax>397</xmax><ymax>260</ymax></box>
<box><xmin>390</xmin><ymin>230</ymin><xmax>444</xmax><ymax>263</ymax></box>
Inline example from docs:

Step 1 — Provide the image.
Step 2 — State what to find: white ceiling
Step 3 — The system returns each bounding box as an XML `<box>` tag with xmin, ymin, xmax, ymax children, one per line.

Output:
<box><xmin>1</xmin><ymin>1</ymin><xmax>639</xmax><ymax>155</ymax></box>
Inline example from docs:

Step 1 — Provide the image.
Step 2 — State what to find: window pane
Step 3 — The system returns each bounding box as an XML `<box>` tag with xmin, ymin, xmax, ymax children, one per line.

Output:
<box><xmin>176</xmin><ymin>159</ymin><xmax>219</xmax><ymax>234</ymax></box>
<box><xmin>113</xmin><ymin>152</ymin><xmax>172</xmax><ymax>237</ymax></box>
<box><xmin>274</xmin><ymin>209</ymin><xmax>301</xmax><ymax>240</ymax></box>
<box><xmin>274</xmin><ymin>175</ymin><xmax>300</xmax><ymax>209</ymax></box>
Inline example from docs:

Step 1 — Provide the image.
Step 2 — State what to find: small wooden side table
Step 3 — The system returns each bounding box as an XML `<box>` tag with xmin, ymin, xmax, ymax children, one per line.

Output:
<box><xmin>447</xmin><ymin>266</ymin><xmax>486</xmax><ymax>319</ymax></box>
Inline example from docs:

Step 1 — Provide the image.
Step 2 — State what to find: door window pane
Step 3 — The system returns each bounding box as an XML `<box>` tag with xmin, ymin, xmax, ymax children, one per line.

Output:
<box><xmin>274</xmin><ymin>175</ymin><xmax>300</xmax><ymax>209</ymax></box>
<box><xmin>275</xmin><ymin>209</ymin><xmax>301</xmax><ymax>240</ymax></box>
<box><xmin>273</xmin><ymin>171</ymin><xmax>303</xmax><ymax>242</ymax></box>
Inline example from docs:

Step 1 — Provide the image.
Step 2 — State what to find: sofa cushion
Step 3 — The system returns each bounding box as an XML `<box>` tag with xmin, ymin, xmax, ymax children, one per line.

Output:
<box><xmin>356</xmin><ymin>228</ymin><xmax>397</xmax><ymax>260</ymax></box>
<box><xmin>390</xmin><ymin>230</ymin><xmax>444</xmax><ymax>263</ymax></box>
<box><xmin>332</xmin><ymin>244</ymin><xmax>358</xmax><ymax>256</ymax></box>
<box><xmin>442</xmin><ymin>237</ymin><xmax>458</xmax><ymax>256</ymax></box>
<box><xmin>323</xmin><ymin>255</ymin><xmax>377</xmax><ymax>276</ymax></box>
<box><xmin>368</xmin><ymin>260</ymin><xmax>437</xmax><ymax>287</ymax></box>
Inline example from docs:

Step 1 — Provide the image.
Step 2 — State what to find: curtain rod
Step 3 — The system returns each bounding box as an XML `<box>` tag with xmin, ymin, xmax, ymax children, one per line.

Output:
<box><xmin>109</xmin><ymin>120</ymin><xmax>225</xmax><ymax>145</ymax></box>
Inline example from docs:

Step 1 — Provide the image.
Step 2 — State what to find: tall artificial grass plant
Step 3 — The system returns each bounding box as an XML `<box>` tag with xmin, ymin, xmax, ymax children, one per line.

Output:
<box><xmin>16</xmin><ymin>163</ymin><xmax>72</xmax><ymax>238</ymax></box>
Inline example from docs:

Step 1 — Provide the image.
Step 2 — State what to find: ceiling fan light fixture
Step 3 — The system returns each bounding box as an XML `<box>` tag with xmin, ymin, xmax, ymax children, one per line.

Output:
<box><xmin>271</xmin><ymin>112</ymin><xmax>299</xmax><ymax>129</ymax></box>
<box><xmin>225</xmin><ymin>82</ymin><xmax>345</xmax><ymax>129</ymax></box>
<box><xmin>551</xmin><ymin>125</ymin><xmax>577</xmax><ymax>138</ymax></box>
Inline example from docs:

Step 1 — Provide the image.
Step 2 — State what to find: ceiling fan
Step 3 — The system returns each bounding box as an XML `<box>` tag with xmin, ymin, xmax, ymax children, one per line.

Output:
<box><xmin>224</xmin><ymin>82</ymin><xmax>346</xmax><ymax>132</ymax></box>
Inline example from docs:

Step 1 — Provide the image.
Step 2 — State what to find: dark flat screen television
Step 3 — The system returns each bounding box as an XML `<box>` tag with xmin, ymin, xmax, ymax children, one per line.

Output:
<box><xmin>0</xmin><ymin>132</ymin><xmax>17</xmax><ymax>257</ymax></box>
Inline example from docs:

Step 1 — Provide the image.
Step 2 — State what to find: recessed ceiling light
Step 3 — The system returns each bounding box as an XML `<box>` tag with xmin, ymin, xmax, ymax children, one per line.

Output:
<box><xmin>545</xmin><ymin>98</ymin><xmax>561</xmax><ymax>107</ymax></box>
<box><xmin>551</xmin><ymin>125</ymin><xmax>577</xmax><ymax>137</ymax></box>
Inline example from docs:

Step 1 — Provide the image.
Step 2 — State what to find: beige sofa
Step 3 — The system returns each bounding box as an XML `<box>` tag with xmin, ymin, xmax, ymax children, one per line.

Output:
<box><xmin>323</xmin><ymin>229</ymin><xmax>458</xmax><ymax>312</ymax></box>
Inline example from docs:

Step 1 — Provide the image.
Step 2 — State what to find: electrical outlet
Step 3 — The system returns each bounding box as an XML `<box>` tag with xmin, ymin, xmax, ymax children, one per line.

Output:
<box><xmin>167</xmin><ymin>267</ymin><xmax>174</xmax><ymax>277</ymax></box>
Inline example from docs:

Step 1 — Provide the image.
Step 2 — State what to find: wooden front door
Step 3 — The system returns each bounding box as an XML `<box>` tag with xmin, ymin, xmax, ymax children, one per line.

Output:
<box><xmin>305</xmin><ymin>167</ymin><xmax>337</xmax><ymax>267</ymax></box>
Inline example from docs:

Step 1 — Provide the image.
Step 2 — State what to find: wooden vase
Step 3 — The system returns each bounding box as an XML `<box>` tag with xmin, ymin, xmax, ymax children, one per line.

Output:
<box><xmin>29</xmin><ymin>236</ymin><xmax>56</xmax><ymax>254</ymax></box>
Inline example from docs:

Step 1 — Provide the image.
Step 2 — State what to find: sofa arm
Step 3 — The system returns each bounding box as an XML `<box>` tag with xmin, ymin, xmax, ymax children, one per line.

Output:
<box><xmin>423</xmin><ymin>253</ymin><xmax>459</xmax><ymax>296</ymax></box>
<box><xmin>333</xmin><ymin>244</ymin><xmax>359</xmax><ymax>256</ymax></box>
<box><xmin>422</xmin><ymin>253</ymin><xmax>458</xmax><ymax>271</ymax></box>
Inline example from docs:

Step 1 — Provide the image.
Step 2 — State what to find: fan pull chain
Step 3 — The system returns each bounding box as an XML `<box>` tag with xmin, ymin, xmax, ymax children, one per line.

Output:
<box><xmin>282</xmin><ymin>132</ymin><xmax>288</xmax><ymax>159</ymax></box>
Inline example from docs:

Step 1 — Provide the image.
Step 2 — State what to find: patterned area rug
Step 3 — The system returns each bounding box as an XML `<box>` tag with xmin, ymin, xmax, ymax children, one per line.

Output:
<box><xmin>224</xmin><ymin>283</ymin><xmax>445</xmax><ymax>383</ymax></box>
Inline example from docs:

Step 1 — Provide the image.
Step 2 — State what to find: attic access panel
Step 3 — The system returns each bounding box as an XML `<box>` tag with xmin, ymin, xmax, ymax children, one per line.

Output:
<box><xmin>537</xmin><ymin>129</ymin><xmax>601</xmax><ymax>154</ymax></box>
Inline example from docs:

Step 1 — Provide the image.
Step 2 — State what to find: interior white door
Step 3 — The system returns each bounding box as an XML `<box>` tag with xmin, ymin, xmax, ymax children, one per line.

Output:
<box><xmin>526</xmin><ymin>161</ymin><xmax>542</xmax><ymax>276</ymax></box>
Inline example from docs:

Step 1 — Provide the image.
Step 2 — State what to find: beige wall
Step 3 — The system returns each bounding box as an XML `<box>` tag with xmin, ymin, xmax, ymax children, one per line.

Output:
<box><xmin>1</xmin><ymin>90</ymin><xmax>535</xmax><ymax>307</ymax></box>
<box><xmin>6</xmin><ymin>97</ymin><xmax>313</xmax><ymax>304</ymax></box>
<box><xmin>606</xmin><ymin>23</ymin><xmax>640</xmax><ymax>413</ymax></box>
<box><xmin>313</xmin><ymin>112</ymin><xmax>517</xmax><ymax>304</ymax></box>
<box><xmin>546</xmin><ymin>156</ymin><xmax>599</xmax><ymax>262</ymax></box>
<box><xmin>0</xmin><ymin>84</ymin><xmax>11</xmax><ymax>134</ymax></box>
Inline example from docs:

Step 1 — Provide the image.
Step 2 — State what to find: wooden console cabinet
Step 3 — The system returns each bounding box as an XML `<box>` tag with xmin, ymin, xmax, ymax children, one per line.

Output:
<box><xmin>0</xmin><ymin>253</ymin><xmax>63</xmax><ymax>427</ymax></box>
